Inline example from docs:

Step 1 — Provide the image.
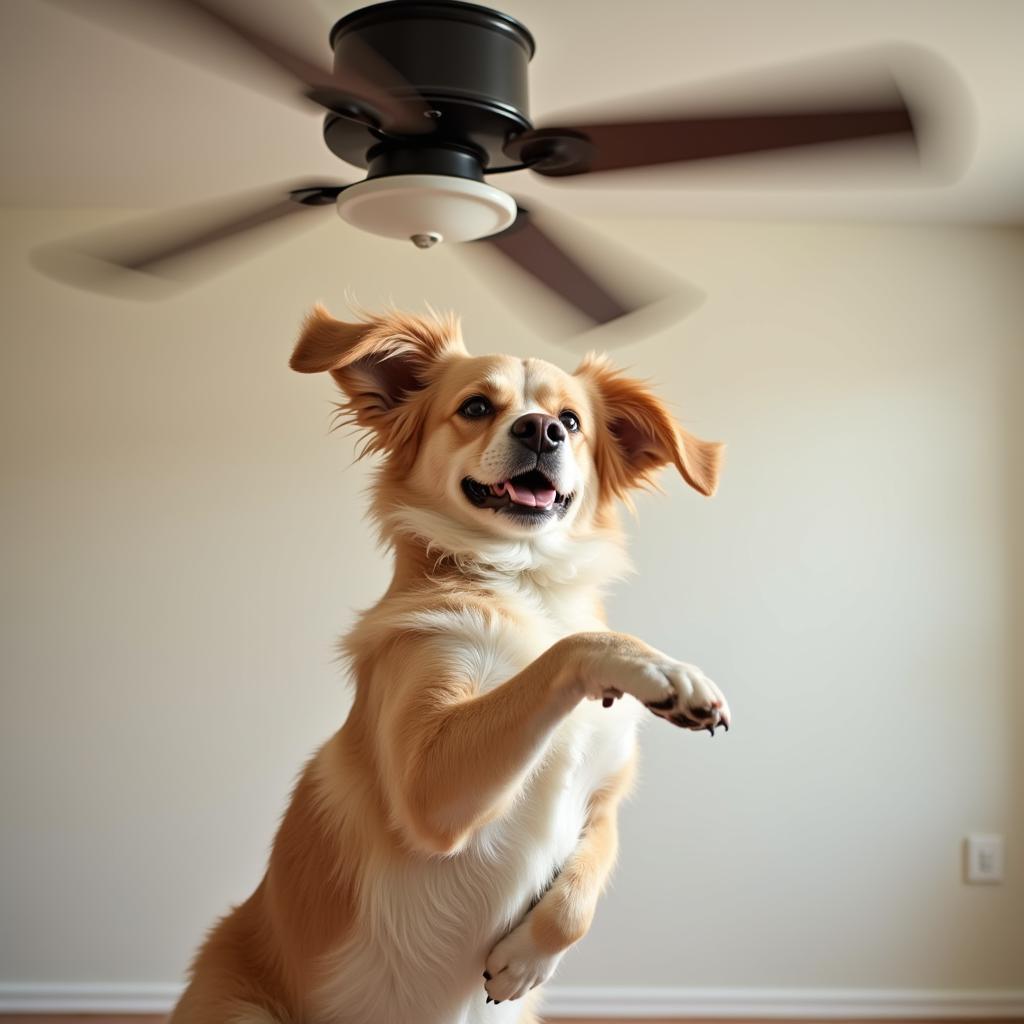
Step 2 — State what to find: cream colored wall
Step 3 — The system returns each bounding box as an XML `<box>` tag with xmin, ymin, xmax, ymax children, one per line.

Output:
<box><xmin>1</xmin><ymin>209</ymin><xmax>1022</xmax><ymax>992</ymax></box>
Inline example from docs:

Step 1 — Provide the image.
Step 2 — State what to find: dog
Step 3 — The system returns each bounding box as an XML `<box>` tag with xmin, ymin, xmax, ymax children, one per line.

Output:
<box><xmin>168</xmin><ymin>305</ymin><xmax>729</xmax><ymax>1024</ymax></box>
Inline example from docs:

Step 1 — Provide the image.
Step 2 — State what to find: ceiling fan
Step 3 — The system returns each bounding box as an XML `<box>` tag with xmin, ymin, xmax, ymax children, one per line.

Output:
<box><xmin>36</xmin><ymin>0</ymin><xmax>946</xmax><ymax>331</ymax></box>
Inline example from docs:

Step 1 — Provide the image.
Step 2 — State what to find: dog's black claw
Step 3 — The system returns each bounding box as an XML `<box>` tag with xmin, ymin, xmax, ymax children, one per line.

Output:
<box><xmin>707</xmin><ymin>725</ymin><xmax>715</xmax><ymax>737</ymax></box>
<box><xmin>494</xmin><ymin>1001</ymin><xmax>503</xmax><ymax>1005</ymax></box>
<box><xmin>483</xmin><ymin>971</ymin><xmax>492</xmax><ymax>981</ymax></box>
<box><xmin>602</xmin><ymin>696</ymin><xmax>614</xmax><ymax>708</ymax></box>
<box><xmin>724</xmin><ymin>721</ymin><xmax>729</xmax><ymax>732</ymax></box>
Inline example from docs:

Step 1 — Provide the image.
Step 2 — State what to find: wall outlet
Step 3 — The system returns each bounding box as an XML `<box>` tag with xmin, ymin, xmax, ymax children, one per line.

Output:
<box><xmin>964</xmin><ymin>833</ymin><xmax>1004</xmax><ymax>884</ymax></box>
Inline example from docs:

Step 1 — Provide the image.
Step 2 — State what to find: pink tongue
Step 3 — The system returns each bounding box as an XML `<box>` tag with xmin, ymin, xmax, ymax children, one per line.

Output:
<box><xmin>494</xmin><ymin>481</ymin><xmax>557</xmax><ymax>508</ymax></box>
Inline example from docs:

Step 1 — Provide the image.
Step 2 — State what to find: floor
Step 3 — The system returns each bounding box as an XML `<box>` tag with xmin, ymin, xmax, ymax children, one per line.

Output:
<box><xmin>2</xmin><ymin>1018</ymin><xmax>938</xmax><ymax>1024</ymax></box>
<box><xmin>0</xmin><ymin>1017</ymin><xmax>971</xmax><ymax>1024</ymax></box>
<box><xmin>0</xmin><ymin>1018</ymin><xmax>722</xmax><ymax>1024</ymax></box>
<box><xmin>0</xmin><ymin>1017</ymin><xmax>703</xmax><ymax>1024</ymax></box>
<box><xmin>0</xmin><ymin>1017</ymin><xmax>831</xmax><ymax>1024</ymax></box>
<box><xmin>0</xmin><ymin>1018</ymin><xmax>689</xmax><ymax>1024</ymax></box>
<box><xmin>0</xmin><ymin>1015</ymin><xmax>675</xmax><ymax>1024</ymax></box>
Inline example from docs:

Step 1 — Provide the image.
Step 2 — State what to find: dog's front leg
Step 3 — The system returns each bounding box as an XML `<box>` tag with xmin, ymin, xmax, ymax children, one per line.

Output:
<box><xmin>378</xmin><ymin>629</ymin><xmax>729</xmax><ymax>855</ymax></box>
<box><xmin>483</xmin><ymin>761</ymin><xmax>635</xmax><ymax>1004</ymax></box>
<box><xmin>375</xmin><ymin>631</ymin><xmax>589</xmax><ymax>855</ymax></box>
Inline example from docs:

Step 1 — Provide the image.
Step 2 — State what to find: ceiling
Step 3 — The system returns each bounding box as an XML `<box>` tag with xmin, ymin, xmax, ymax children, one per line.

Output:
<box><xmin>1</xmin><ymin>0</ymin><xmax>1022</xmax><ymax>224</ymax></box>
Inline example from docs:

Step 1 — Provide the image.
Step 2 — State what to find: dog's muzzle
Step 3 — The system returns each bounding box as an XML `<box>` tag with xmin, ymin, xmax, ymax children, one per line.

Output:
<box><xmin>461</xmin><ymin>465</ymin><xmax>574</xmax><ymax>520</ymax></box>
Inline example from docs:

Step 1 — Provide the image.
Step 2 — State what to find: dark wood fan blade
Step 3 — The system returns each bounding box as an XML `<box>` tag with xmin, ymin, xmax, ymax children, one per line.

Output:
<box><xmin>32</xmin><ymin>182</ymin><xmax>346</xmax><ymax>297</ymax></box>
<box><xmin>477</xmin><ymin>207</ymin><xmax>631</xmax><ymax>324</ymax></box>
<box><xmin>174</xmin><ymin>0</ymin><xmax>429</xmax><ymax>133</ymax></box>
<box><xmin>467</xmin><ymin>203</ymin><xmax>703</xmax><ymax>346</ymax></box>
<box><xmin>513</xmin><ymin>102</ymin><xmax>915</xmax><ymax>177</ymax></box>
<box><xmin>44</xmin><ymin>0</ymin><xmax>429</xmax><ymax>134</ymax></box>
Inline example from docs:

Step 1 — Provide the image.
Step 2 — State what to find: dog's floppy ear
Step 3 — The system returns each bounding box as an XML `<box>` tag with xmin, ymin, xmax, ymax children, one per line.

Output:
<box><xmin>290</xmin><ymin>304</ymin><xmax>466</xmax><ymax>436</ymax></box>
<box><xmin>576</xmin><ymin>352</ymin><xmax>723</xmax><ymax>499</ymax></box>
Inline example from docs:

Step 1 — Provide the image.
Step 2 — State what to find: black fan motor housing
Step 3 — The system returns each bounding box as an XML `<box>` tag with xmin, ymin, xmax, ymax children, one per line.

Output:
<box><xmin>323</xmin><ymin>0</ymin><xmax>535</xmax><ymax>177</ymax></box>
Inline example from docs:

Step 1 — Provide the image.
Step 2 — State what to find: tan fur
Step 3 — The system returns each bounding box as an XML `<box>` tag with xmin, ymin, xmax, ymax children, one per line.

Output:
<box><xmin>527</xmin><ymin>759</ymin><xmax>635</xmax><ymax>955</ymax></box>
<box><xmin>170</xmin><ymin>308</ymin><xmax>725</xmax><ymax>1024</ymax></box>
<box><xmin>368</xmin><ymin>630</ymin><xmax>662</xmax><ymax>856</ymax></box>
<box><xmin>576</xmin><ymin>352</ymin><xmax>724</xmax><ymax>501</ymax></box>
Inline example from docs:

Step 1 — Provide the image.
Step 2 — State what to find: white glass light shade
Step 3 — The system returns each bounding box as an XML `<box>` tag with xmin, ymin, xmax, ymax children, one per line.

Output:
<box><xmin>335</xmin><ymin>174</ymin><xmax>517</xmax><ymax>245</ymax></box>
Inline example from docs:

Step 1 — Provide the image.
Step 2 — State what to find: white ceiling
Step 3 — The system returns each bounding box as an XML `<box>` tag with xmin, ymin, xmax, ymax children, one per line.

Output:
<box><xmin>1</xmin><ymin>0</ymin><xmax>1022</xmax><ymax>224</ymax></box>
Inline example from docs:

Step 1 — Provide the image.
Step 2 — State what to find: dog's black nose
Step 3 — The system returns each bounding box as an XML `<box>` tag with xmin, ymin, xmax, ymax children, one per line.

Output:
<box><xmin>510</xmin><ymin>413</ymin><xmax>566</xmax><ymax>454</ymax></box>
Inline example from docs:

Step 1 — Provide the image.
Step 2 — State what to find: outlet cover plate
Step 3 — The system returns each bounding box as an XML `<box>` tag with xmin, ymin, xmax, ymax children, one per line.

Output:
<box><xmin>965</xmin><ymin>833</ymin><xmax>1004</xmax><ymax>884</ymax></box>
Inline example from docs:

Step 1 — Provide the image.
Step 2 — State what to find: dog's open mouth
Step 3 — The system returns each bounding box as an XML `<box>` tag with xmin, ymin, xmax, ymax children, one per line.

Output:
<box><xmin>461</xmin><ymin>470</ymin><xmax>573</xmax><ymax>518</ymax></box>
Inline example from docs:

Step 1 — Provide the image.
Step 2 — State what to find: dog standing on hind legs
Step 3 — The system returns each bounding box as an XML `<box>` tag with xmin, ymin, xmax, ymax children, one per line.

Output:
<box><xmin>169</xmin><ymin>305</ymin><xmax>730</xmax><ymax>1024</ymax></box>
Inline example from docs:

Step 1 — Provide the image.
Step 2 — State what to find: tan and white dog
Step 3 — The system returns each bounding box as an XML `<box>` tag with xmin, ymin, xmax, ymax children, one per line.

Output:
<box><xmin>169</xmin><ymin>306</ymin><xmax>729</xmax><ymax>1024</ymax></box>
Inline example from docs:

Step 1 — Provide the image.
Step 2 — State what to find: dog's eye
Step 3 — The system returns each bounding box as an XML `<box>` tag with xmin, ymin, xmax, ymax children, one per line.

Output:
<box><xmin>559</xmin><ymin>409</ymin><xmax>581</xmax><ymax>433</ymax></box>
<box><xmin>459</xmin><ymin>395</ymin><xmax>493</xmax><ymax>419</ymax></box>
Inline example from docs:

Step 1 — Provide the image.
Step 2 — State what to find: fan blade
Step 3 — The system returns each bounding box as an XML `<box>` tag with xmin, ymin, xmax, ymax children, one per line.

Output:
<box><xmin>469</xmin><ymin>204</ymin><xmax>699</xmax><ymax>343</ymax></box>
<box><xmin>476</xmin><ymin>206</ymin><xmax>632</xmax><ymax>324</ymax></box>
<box><xmin>174</xmin><ymin>0</ymin><xmax>428</xmax><ymax>133</ymax></box>
<box><xmin>43</xmin><ymin>0</ymin><xmax>429</xmax><ymax>134</ymax></box>
<box><xmin>506</xmin><ymin>45</ymin><xmax>951</xmax><ymax>179</ymax></box>
<box><xmin>32</xmin><ymin>181</ymin><xmax>346</xmax><ymax>298</ymax></box>
<box><xmin>515</xmin><ymin>101</ymin><xmax>915</xmax><ymax>177</ymax></box>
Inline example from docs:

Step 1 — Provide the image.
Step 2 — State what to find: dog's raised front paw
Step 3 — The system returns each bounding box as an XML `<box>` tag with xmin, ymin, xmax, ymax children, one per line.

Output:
<box><xmin>573</xmin><ymin>634</ymin><xmax>731</xmax><ymax>734</ymax></box>
<box><xmin>483</xmin><ymin>923</ymin><xmax>562</xmax><ymax>1003</ymax></box>
<box><xmin>639</xmin><ymin>659</ymin><xmax>731</xmax><ymax>734</ymax></box>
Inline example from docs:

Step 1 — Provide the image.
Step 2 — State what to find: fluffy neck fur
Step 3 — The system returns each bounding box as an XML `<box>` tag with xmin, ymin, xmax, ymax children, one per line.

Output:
<box><xmin>380</xmin><ymin>504</ymin><xmax>632</xmax><ymax>600</ymax></box>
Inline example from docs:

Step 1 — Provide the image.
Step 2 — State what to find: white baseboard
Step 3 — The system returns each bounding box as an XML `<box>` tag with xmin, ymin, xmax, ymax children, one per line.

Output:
<box><xmin>542</xmin><ymin>986</ymin><xmax>1024</xmax><ymax>1018</ymax></box>
<box><xmin>0</xmin><ymin>982</ymin><xmax>181</xmax><ymax>1013</ymax></box>
<box><xmin>1</xmin><ymin>982</ymin><xmax>1023</xmax><ymax>1018</ymax></box>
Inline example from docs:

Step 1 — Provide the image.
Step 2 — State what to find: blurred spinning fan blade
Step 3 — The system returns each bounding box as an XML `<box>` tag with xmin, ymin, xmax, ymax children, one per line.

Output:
<box><xmin>507</xmin><ymin>46</ymin><xmax>967</xmax><ymax>179</ymax></box>
<box><xmin>32</xmin><ymin>181</ymin><xmax>346</xmax><ymax>299</ymax></box>
<box><xmin>479</xmin><ymin>206</ymin><xmax>630</xmax><ymax>324</ymax></box>
<box><xmin>469</xmin><ymin>204</ymin><xmax>700</xmax><ymax>341</ymax></box>
<box><xmin>42</xmin><ymin>0</ymin><xmax>430</xmax><ymax>133</ymax></box>
<box><xmin>518</xmin><ymin>104</ymin><xmax>915</xmax><ymax>177</ymax></box>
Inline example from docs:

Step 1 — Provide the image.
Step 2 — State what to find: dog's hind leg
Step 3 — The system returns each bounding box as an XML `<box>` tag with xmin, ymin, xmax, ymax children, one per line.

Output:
<box><xmin>168</xmin><ymin>985</ymin><xmax>289</xmax><ymax>1024</ymax></box>
<box><xmin>167</xmin><ymin>890</ymin><xmax>293</xmax><ymax>1024</ymax></box>
<box><xmin>482</xmin><ymin>759</ymin><xmax>635</xmax><ymax>1004</ymax></box>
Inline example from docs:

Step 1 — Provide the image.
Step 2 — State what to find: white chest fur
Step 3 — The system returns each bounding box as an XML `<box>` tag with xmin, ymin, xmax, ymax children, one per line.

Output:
<box><xmin>312</xmin><ymin>584</ymin><xmax>640</xmax><ymax>1024</ymax></box>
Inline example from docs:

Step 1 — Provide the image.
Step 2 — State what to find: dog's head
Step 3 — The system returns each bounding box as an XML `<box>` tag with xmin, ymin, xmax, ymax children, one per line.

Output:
<box><xmin>291</xmin><ymin>305</ymin><xmax>721</xmax><ymax>557</ymax></box>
